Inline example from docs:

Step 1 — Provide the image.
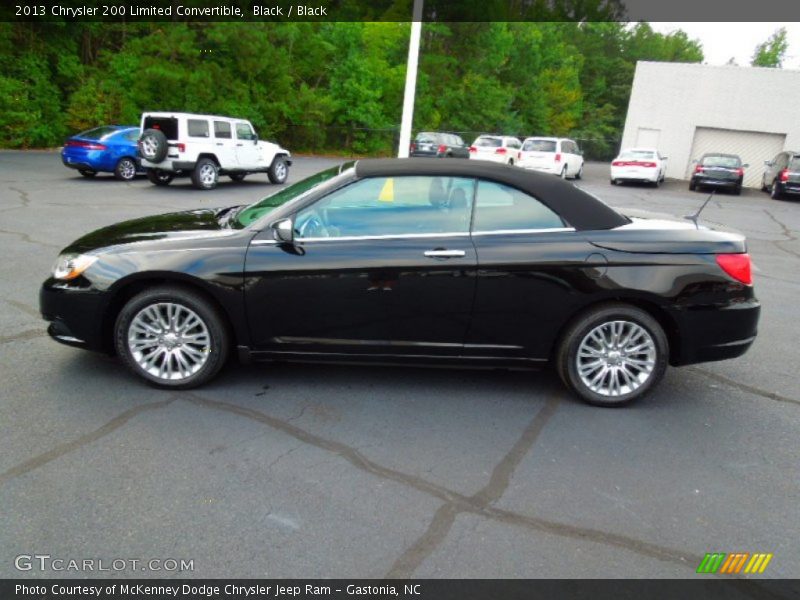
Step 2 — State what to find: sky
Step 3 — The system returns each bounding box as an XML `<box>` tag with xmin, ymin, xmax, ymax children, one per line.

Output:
<box><xmin>649</xmin><ymin>22</ymin><xmax>800</xmax><ymax>69</ymax></box>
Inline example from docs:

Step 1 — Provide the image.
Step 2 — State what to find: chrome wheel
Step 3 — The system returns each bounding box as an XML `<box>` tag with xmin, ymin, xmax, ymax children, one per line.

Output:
<box><xmin>140</xmin><ymin>137</ymin><xmax>158</xmax><ymax>159</ymax></box>
<box><xmin>576</xmin><ymin>320</ymin><xmax>656</xmax><ymax>398</ymax></box>
<box><xmin>127</xmin><ymin>303</ymin><xmax>210</xmax><ymax>381</ymax></box>
<box><xmin>199</xmin><ymin>163</ymin><xmax>217</xmax><ymax>186</ymax></box>
<box><xmin>118</xmin><ymin>159</ymin><xmax>136</xmax><ymax>180</ymax></box>
<box><xmin>274</xmin><ymin>161</ymin><xmax>287</xmax><ymax>181</ymax></box>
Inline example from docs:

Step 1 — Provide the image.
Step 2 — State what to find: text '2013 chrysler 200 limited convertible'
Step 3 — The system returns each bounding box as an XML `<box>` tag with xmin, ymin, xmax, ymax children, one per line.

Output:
<box><xmin>40</xmin><ymin>159</ymin><xmax>760</xmax><ymax>406</ymax></box>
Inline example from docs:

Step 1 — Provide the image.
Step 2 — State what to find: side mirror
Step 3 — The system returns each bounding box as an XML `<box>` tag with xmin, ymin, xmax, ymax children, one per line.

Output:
<box><xmin>272</xmin><ymin>218</ymin><xmax>294</xmax><ymax>243</ymax></box>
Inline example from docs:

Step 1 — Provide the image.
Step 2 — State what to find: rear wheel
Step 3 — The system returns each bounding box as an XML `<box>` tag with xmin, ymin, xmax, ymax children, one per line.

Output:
<box><xmin>556</xmin><ymin>304</ymin><xmax>668</xmax><ymax>407</ymax></box>
<box><xmin>146</xmin><ymin>169</ymin><xmax>173</xmax><ymax>186</ymax></box>
<box><xmin>689</xmin><ymin>180</ymin><xmax>697</xmax><ymax>191</ymax></box>
<box><xmin>575</xmin><ymin>164</ymin><xmax>583</xmax><ymax>180</ymax></box>
<box><xmin>79</xmin><ymin>170</ymin><xmax>96</xmax><ymax>178</ymax></box>
<box><xmin>733</xmin><ymin>184</ymin><xmax>742</xmax><ymax>196</ymax></box>
<box><xmin>771</xmin><ymin>181</ymin><xmax>784</xmax><ymax>200</ymax></box>
<box><xmin>114</xmin><ymin>157</ymin><xmax>137</xmax><ymax>181</ymax></box>
<box><xmin>560</xmin><ymin>166</ymin><xmax>567</xmax><ymax>179</ymax></box>
<box><xmin>115</xmin><ymin>286</ymin><xmax>229</xmax><ymax>389</ymax></box>
<box><xmin>192</xmin><ymin>158</ymin><xmax>219</xmax><ymax>190</ymax></box>
<box><xmin>138</xmin><ymin>129</ymin><xmax>168</xmax><ymax>163</ymax></box>
<box><xmin>268</xmin><ymin>156</ymin><xmax>289</xmax><ymax>184</ymax></box>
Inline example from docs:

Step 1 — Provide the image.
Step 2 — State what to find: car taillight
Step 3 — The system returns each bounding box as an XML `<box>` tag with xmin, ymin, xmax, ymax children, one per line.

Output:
<box><xmin>641</xmin><ymin>162</ymin><xmax>657</xmax><ymax>168</ymax></box>
<box><xmin>780</xmin><ymin>168</ymin><xmax>789</xmax><ymax>182</ymax></box>
<box><xmin>437</xmin><ymin>144</ymin><xmax>447</xmax><ymax>153</ymax></box>
<box><xmin>65</xmin><ymin>140</ymin><xmax>106</xmax><ymax>151</ymax></box>
<box><xmin>611</xmin><ymin>160</ymin><xmax>624</xmax><ymax>166</ymax></box>
<box><xmin>177</xmin><ymin>143</ymin><xmax>185</xmax><ymax>153</ymax></box>
<box><xmin>694</xmin><ymin>165</ymin><xmax>704</xmax><ymax>173</ymax></box>
<box><xmin>409</xmin><ymin>143</ymin><xmax>416</xmax><ymax>153</ymax></box>
<box><xmin>716</xmin><ymin>253</ymin><xmax>752</xmax><ymax>285</ymax></box>
<box><xmin>495</xmin><ymin>147</ymin><xmax>507</xmax><ymax>154</ymax></box>
<box><xmin>736</xmin><ymin>168</ymin><xmax>744</xmax><ymax>176</ymax></box>
<box><xmin>555</xmin><ymin>153</ymin><xmax>561</xmax><ymax>162</ymax></box>
<box><xmin>468</xmin><ymin>146</ymin><xmax>476</xmax><ymax>153</ymax></box>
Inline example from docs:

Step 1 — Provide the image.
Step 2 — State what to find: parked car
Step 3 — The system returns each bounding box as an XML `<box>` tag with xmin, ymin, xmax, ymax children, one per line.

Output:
<box><xmin>518</xmin><ymin>137</ymin><xmax>584</xmax><ymax>179</ymax></box>
<box><xmin>468</xmin><ymin>135</ymin><xmax>521</xmax><ymax>165</ymax></box>
<box><xmin>40</xmin><ymin>159</ymin><xmax>759</xmax><ymax>407</ymax></box>
<box><xmin>137</xmin><ymin>112</ymin><xmax>292</xmax><ymax>190</ymax></box>
<box><xmin>689</xmin><ymin>153</ymin><xmax>747</xmax><ymax>195</ymax></box>
<box><xmin>610</xmin><ymin>148</ymin><xmax>667</xmax><ymax>187</ymax></box>
<box><xmin>410</xmin><ymin>132</ymin><xmax>469</xmax><ymax>158</ymax></box>
<box><xmin>761</xmin><ymin>150</ymin><xmax>800</xmax><ymax>200</ymax></box>
<box><xmin>61</xmin><ymin>126</ymin><xmax>143</xmax><ymax>181</ymax></box>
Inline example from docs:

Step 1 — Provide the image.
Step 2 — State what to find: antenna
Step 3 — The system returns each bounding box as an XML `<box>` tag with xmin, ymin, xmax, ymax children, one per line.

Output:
<box><xmin>684</xmin><ymin>190</ymin><xmax>715</xmax><ymax>228</ymax></box>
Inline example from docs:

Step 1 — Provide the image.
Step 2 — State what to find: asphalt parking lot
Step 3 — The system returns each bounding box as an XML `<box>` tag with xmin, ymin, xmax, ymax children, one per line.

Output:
<box><xmin>1</xmin><ymin>151</ymin><xmax>799</xmax><ymax>580</ymax></box>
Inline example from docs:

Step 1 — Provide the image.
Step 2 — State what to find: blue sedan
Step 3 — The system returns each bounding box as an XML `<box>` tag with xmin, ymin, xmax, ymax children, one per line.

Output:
<box><xmin>61</xmin><ymin>126</ymin><xmax>143</xmax><ymax>181</ymax></box>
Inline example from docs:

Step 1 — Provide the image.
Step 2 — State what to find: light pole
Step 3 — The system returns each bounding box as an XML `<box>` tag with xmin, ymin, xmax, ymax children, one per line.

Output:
<box><xmin>397</xmin><ymin>0</ymin><xmax>423</xmax><ymax>158</ymax></box>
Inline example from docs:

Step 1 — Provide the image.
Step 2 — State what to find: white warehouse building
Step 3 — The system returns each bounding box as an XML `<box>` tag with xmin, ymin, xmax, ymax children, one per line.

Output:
<box><xmin>620</xmin><ymin>61</ymin><xmax>800</xmax><ymax>188</ymax></box>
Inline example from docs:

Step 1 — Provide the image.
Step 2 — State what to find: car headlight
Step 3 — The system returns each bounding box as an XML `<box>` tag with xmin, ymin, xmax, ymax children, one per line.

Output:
<box><xmin>52</xmin><ymin>253</ymin><xmax>98</xmax><ymax>280</ymax></box>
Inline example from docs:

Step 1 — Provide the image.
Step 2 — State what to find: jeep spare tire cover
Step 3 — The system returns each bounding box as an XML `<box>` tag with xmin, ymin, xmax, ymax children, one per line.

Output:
<box><xmin>138</xmin><ymin>129</ymin><xmax>168</xmax><ymax>163</ymax></box>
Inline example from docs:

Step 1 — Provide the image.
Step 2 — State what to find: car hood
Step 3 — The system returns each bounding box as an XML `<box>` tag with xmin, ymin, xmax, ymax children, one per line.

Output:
<box><xmin>63</xmin><ymin>206</ymin><xmax>243</xmax><ymax>254</ymax></box>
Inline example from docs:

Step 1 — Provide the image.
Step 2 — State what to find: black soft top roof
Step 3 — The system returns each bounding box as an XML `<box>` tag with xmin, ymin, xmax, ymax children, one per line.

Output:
<box><xmin>354</xmin><ymin>158</ymin><xmax>627</xmax><ymax>231</ymax></box>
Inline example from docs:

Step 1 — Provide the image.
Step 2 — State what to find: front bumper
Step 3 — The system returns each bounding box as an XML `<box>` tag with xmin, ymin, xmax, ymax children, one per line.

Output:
<box><xmin>40</xmin><ymin>280</ymin><xmax>109</xmax><ymax>352</ymax></box>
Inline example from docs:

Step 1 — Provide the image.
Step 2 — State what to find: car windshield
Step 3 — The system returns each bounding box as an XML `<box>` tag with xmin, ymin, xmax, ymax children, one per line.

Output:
<box><xmin>702</xmin><ymin>155</ymin><xmax>740</xmax><ymax>168</ymax></box>
<box><xmin>76</xmin><ymin>126</ymin><xmax>119</xmax><ymax>140</ymax></box>
<box><xmin>619</xmin><ymin>150</ymin><xmax>655</xmax><ymax>160</ymax></box>
<box><xmin>234</xmin><ymin>163</ymin><xmax>354</xmax><ymax>228</ymax></box>
<box><xmin>474</xmin><ymin>137</ymin><xmax>502</xmax><ymax>148</ymax></box>
<box><xmin>523</xmin><ymin>140</ymin><xmax>557</xmax><ymax>152</ymax></box>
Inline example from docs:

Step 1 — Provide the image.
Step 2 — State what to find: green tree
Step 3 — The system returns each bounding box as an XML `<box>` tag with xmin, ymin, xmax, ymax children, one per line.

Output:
<box><xmin>752</xmin><ymin>27</ymin><xmax>789</xmax><ymax>67</ymax></box>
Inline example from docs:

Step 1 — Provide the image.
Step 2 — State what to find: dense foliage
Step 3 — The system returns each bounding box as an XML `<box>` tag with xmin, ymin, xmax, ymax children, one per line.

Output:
<box><xmin>751</xmin><ymin>27</ymin><xmax>789</xmax><ymax>68</ymax></box>
<box><xmin>0</xmin><ymin>21</ymin><xmax>702</xmax><ymax>158</ymax></box>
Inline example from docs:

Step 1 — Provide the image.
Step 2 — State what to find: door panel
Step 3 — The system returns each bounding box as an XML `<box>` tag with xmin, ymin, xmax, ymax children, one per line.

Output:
<box><xmin>234</xmin><ymin>122</ymin><xmax>262</xmax><ymax>169</ymax></box>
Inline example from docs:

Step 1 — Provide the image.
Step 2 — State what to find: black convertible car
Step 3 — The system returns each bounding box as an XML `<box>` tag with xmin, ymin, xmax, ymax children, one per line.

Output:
<box><xmin>40</xmin><ymin>159</ymin><xmax>759</xmax><ymax>406</ymax></box>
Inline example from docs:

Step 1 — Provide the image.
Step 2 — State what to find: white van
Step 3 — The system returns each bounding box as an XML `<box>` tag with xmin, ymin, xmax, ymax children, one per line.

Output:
<box><xmin>518</xmin><ymin>137</ymin><xmax>584</xmax><ymax>179</ymax></box>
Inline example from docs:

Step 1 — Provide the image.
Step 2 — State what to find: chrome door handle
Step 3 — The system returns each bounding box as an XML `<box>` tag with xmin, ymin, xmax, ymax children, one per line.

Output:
<box><xmin>424</xmin><ymin>249</ymin><xmax>465</xmax><ymax>258</ymax></box>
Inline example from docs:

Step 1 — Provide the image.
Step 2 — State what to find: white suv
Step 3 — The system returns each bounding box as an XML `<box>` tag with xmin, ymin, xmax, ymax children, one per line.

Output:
<box><xmin>518</xmin><ymin>137</ymin><xmax>584</xmax><ymax>179</ymax></box>
<box><xmin>468</xmin><ymin>135</ymin><xmax>522</xmax><ymax>165</ymax></box>
<box><xmin>138</xmin><ymin>112</ymin><xmax>292</xmax><ymax>190</ymax></box>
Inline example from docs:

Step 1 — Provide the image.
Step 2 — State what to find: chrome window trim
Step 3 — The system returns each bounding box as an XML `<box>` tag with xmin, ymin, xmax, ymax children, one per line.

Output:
<box><xmin>471</xmin><ymin>227</ymin><xmax>576</xmax><ymax>236</ymax></box>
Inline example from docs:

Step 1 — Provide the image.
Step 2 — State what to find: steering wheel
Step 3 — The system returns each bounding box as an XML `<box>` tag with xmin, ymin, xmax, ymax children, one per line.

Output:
<box><xmin>297</xmin><ymin>210</ymin><xmax>330</xmax><ymax>238</ymax></box>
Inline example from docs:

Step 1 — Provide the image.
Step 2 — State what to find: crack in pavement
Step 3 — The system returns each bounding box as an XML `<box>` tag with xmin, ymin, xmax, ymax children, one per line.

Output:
<box><xmin>183</xmin><ymin>393</ymin><xmax>704</xmax><ymax>576</ymax></box>
<box><xmin>0</xmin><ymin>186</ymin><xmax>32</xmax><ymax>213</ymax></box>
<box><xmin>5</xmin><ymin>298</ymin><xmax>41</xmax><ymax>319</ymax></box>
<box><xmin>0</xmin><ymin>398</ymin><xmax>177</xmax><ymax>487</ymax></box>
<box><xmin>386</xmin><ymin>395</ymin><xmax>560</xmax><ymax>577</ymax></box>
<box><xmin>0</xmin><ymin>228</ymin><xmax>61</xmax><ymax>249</ymax></box>
<box><xmin>0</xmin><ymin>329</ymin><xmax>46</xmax><ymax>345</ymax></box>
<box><xmin>690</xmin><ymin>367</ymin><xmax>800</xmax><ymax>407</ymax></box>
<box><xmin>763</xmin><ymin>209</ymin><xmax>800</xmax><ymax>260</ymax></box>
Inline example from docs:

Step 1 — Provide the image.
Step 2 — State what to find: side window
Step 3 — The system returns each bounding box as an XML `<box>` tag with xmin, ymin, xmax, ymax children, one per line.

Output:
<box><xmin>187</xmin><ymin>119</ymin><xmax>210</xmax><ymax>138</ymax></box>
<box><xmin>454</xmin><ymin>135</ymin><xmax>465</xmax><ymax>147</ymax></box>
<box><xmin>236</xmin><ymin>123</ymin><xmax>255</xmax><ymax>141</ymax></box>
<box><xmin>294</xmin><ymin>176</ymin><xmax>474</xmax><ymax>239</ymax></box>
<box><xmin>124</xmin><ymin>130</ymin><xmax>140</xmax><ymax>142</ymax></box>
<box><xmin>214</xmin><ymin>121</ymin><xmax>232</xmax><ymax>139</ymax></box>
<box><xmin>473</xmin><ymin>180</ymin><xmax>565</xmax><ymax>232</ymax></box>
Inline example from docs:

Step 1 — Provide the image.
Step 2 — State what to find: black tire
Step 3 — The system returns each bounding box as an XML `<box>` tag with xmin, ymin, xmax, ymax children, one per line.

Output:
<box><xmin>689</xmin><ymin>180</ymin><xmax>697</xmax><ymax>191</ymax></box>
<box><xmin>652</xmin><ymin>177</ymin><xmax>661</xmax><ymax>188</ymax></box>
<box><xmin>610</xmin><ymin>178</ymin><xmax>617</xmax><ymax>186</ymax></box>
<box><xmin>114</xmin><ymin>157</ymin><xmax>137</xmax><ymax>181</ymax></box>
<box><xmin>146</xmin><ymin>169</ymin><xmax>173</xmax><ymax>186</ymax></box>
<box><xmin>771</xmin><ymin>181</ymin><xmax>784</xmax><ymax>200</ymax></box>
<box><xmin>268</xmin><ymin>156</ymin><xmax>289</xmax><ymax>184</ymax></box>
<box><xmin>138</xmin><ymin>129</ymin><xmax>168</xmax><ymax>163</ymax></box>
<box><xmin>733</xmin><ymin>184</ymin><xmax>742</xmax><ymax>196</ymax></box>
<box><xmin>556</xmin><ymin>303</ymin><xmax>669</xmax><ymax>407</ymax></box>
<box><xmin>191</xmin><ymin>158</ymin><xmax>219</xmax><ymax>190</ymax></box>
<box><xmin>114</xmin><ymin>285</ymin><xmax>230</xmax><ymax>389</ymax></box>
<box><xmin>575</xmin><ymin>164</ymin><xmax>583</xmax><ymax>180</ymax></box>
<box><xmin>560</xmin><ymin>166</ymin><xmax>567</xmax><ymax>179</ymax></box>
<box><xmin>79</xmin><ymin>169</ymin><xmax>96</xmax><ymax>178</ymax></box>
<box><xmin>229</xmin><ymin>173</ymin><xmax>247</xmax><ymax>182</ymax></box>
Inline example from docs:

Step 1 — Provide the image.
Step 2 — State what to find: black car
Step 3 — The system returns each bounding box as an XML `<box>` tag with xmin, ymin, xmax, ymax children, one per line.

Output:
<box><xmin>410</xmin><ymin>132</ymin><xmax>469</xmax><ymax>158</ymax></box>
<box><xmin>40</xmin><ymin>159</ymin><xmax>759</xmax><ymax>406</ymax></box>
<box><xmin>689</xmin><ymin>153</ymin><xmax>748</xmax><ymax>195</ymax></box>
<box><xmin>761</xmin><ymin>151</ymin><xmax>800</xmax><ymax>200</ymax></box>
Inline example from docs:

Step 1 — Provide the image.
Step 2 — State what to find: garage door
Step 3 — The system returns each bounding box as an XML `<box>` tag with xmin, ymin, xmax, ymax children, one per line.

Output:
<box><xmin>687</xmin><ymin>127</ymin><xmax>786</xmax><ymax>188</ymax></box>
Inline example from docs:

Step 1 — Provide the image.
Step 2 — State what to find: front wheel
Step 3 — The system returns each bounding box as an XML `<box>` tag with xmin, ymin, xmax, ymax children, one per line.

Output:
<box><xmin>192</xmin><ymin>158</ymin><xmax>219</xmax><ymax>190</ymax></box>
<box><xmin>556</xmin><ymin>304</ymin><xmax>668</xmax><ymax>407</ymax></box>
<box><xmin>268</xmin><ymin>156</ymin><xmax>289</xmax><ymax>184</ymax></box>
<box><xmin>115</xmin><ymin>286</ymin><xmax>230</xmax><ymax>389</ymax></box>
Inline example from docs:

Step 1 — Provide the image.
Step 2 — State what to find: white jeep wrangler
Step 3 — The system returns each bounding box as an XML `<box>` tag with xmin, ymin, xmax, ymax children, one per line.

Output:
<box><xmin>137</xmin><ymin>112</ymin><xmax>292</xmax><ymax>190</ymax></box>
